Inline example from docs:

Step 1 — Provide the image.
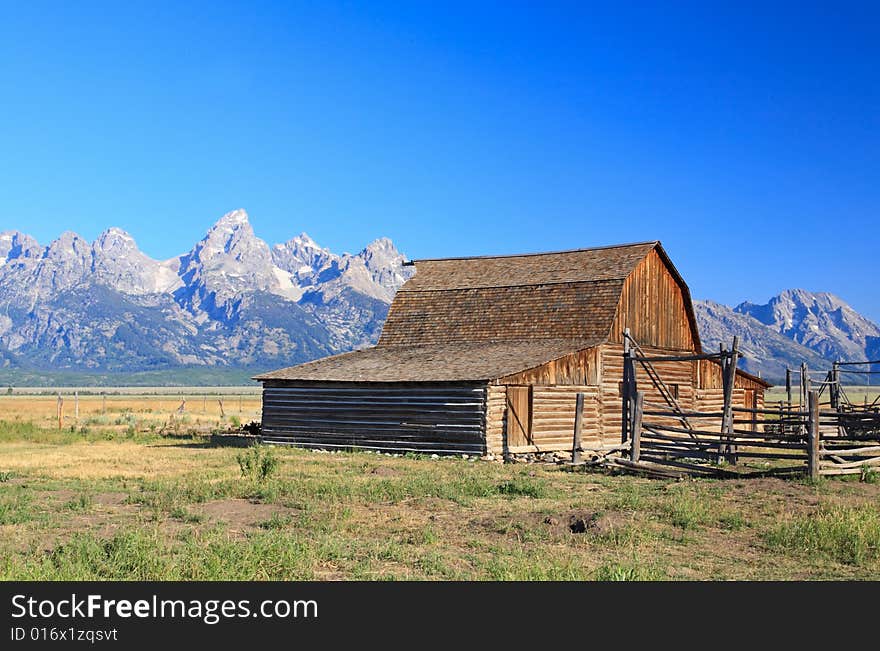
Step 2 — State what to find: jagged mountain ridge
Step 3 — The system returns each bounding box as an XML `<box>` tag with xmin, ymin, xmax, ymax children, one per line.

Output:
<box><xmin>696</xmin><ymin>291</ymin><xmax>880</xmax><ymax>383</ymax></box>
<box><xmin>0</xmin><ymin>209</ymin><xmax>413</xmax><ymax>372</ymax></box>
<box><xmin>2</xmin><ymin>214</ymin><xmax>876</xmax><ymax>385</ymax></box>
<box><xmin>736</xmin><ymin>289</ymin><xmax>880</xmax><ymax>362</ymax></box>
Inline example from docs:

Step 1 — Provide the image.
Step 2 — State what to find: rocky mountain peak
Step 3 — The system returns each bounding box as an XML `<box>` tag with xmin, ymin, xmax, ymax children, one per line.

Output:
<box><xmin>0</xmin><ymin>231</ymin><xmax>41</xmax><ymax>264</ymax></box>
<box><xmin>214</xmin><ymin>208</ymin><xmax>250</xmax><ymax>227</ymax></box>
<box><xmin>94</xmin><ymin>227</ymin><xmax>137</xmax><ymax>252</ymax></box>
<box><xmin>46</xmin><ymin>231</ymin><xmax>89</xmax><ymax>258</ymax></box>
<box><xmin>358</xmin><ymin>237</ymin><xmax>414</xmax><ymax>295</ymax></box>
<box><xmin>0</xmin><ymin>209</ymin><xmax>409</xmax><ymax>373</ymax></box>
<box><xmin>735</xmin><ymin>289</ymin><xmax>880</xmax><ymax>361</ymax></box>
<box><xmin>272</xmin><ymin>232</ymin><xmax>338</xmax><ymax>283</ymax></box>
<box><xmin>92</xmin><ymin>228</ymin><xmax>181</xmax><ymax>296</ymax></box>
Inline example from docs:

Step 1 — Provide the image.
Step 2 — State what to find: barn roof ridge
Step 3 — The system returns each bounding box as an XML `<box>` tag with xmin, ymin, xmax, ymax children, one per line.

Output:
<box><xmin>396</xmin><ymin>277</ymin><xmax>625</xmax><ymax>293</ymax></box>
<box><xmin>403</xmin><ymin>240</ymin><xmax>660</xmax><ymax>265</ymax></box>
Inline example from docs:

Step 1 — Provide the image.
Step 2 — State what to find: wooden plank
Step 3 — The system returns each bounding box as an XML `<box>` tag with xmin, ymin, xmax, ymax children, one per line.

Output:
<box><xmin>631</xmin><ymin>391</ymin><xmax>643</xmax><ymax>462</ymax></box>
<box><xmin>572</xmin><ymin>392</ymin><xmax>584</xmax><ymax>464</ymax></box>
<box><xmin>808</xmin><ymin>390</ymin><xmax>820</xmax><ymax>480</ymax></box>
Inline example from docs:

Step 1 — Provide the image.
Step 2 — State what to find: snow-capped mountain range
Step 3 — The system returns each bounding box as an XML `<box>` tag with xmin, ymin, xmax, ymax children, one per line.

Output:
<box><xmin>0</xmin><ymin>209</ymin><xmax>412</xmax><ymax>374</ymax></box>
<box><xmin>0</xmin><ymin>211</ymin><xmax>876</xmax><ymax>384</ymax></box>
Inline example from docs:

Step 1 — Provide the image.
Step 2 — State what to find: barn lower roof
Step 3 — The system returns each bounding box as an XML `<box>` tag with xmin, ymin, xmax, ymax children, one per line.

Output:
<box><xmin>253</xmin><ymin>338</ymin><xmax>602</xmax><ymax>383</ymax></box>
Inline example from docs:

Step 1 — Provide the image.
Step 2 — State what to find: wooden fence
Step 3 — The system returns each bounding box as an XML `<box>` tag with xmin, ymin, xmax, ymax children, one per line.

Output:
<box><xmin>607</xmin><ymin>338</ymin><xmax>880</xmax><ymax>479</ymax></box>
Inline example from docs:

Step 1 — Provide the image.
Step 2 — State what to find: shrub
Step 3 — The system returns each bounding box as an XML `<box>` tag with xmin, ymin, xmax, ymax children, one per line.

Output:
<box><xmin>237</xmin><ymin>445</ymin><xmax>280</xmax><ymax>482</ymax></box>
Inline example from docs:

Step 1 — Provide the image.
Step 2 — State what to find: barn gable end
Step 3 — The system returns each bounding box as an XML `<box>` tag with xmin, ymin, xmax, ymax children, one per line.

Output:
<box><xmin>608</xmin><ymin>247</ymin><xmax>700</xmax><ymax>351</ymax></box>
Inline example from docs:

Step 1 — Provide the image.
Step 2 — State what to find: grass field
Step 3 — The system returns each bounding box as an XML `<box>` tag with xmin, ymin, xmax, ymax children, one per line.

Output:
<box><xmin>0</xmin><ymin>388</ymin><xmax>262</xmax><ymax>436</ymax></box>
<box><xmin>1</xmin><ymin>420</ymin><xmax>879</xmax><ymax>580</ymax></box>
<box><xmin>765</xmin><ymin>385</ymin><xmax>880</xmax><ymax>406</ymax></box>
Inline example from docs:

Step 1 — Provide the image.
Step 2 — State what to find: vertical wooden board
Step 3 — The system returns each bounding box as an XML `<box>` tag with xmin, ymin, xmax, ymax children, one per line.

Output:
<box><xmin>506</xmin><ymin>386</ymin><xmax>532</xmax><ymax>447</ymax></box>
<box><xmin>497</xmin><ymin>348</ymin><xmax>600</xmax><ymax>386</ymax></box>
<box><xmin>608</xmin><ymin>249</ymin><xmax>697</xmax><ymax>351</ymax></box>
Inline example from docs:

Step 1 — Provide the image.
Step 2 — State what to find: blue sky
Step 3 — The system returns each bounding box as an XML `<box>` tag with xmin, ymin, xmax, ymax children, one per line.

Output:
<box><xmin>1</xmin><ymin>2</ymin><xmax>878</xmax><ymax>318</ymax></box>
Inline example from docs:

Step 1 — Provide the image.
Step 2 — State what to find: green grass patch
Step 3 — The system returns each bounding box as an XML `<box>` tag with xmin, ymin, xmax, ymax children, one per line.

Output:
<box><xmin>258</xmin><ymin>513</ymin><xmax>293</xmax><ymax>530</ymax></box>
<box><xmin>593</xmin><ymin>561</ymin><xmax>664</xmax><ymax>581</ymax></box>
<box><xmin>0</xmin><ymin>488</ymin><xmax>35</xmax><ymax>525</ymax></box>
<box><xmin>494</xmin><ymin>477</ymin><xmax>548</xmax><ymax>499</ymax></box>
<box><xmin>660</xmin><ymin>490</ymin><xmax>713</xmax><ymax>530</ymax></box>
<box><xmin>63</xmin><ymin>494</ymin><xmax>92</xmax><ymax>512</ymax></box>
<box><xmin>764</xmin><ymin>504</ymin><xmax>880</xmax><ymax>566</ymax></box>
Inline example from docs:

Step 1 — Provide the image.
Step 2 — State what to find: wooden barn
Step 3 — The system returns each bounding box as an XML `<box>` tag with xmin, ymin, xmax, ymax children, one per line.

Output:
<box><xmin>255</xmin><ymin>241</ymin><xmax>769</xmax><ymax>458</ymax></box>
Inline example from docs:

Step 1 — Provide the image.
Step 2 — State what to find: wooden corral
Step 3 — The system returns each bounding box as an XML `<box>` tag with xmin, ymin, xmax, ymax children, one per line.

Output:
<box><xmin>256</xmin><ymin>241</ymin><xmax>770</xmax><ymax>458</ymax></box>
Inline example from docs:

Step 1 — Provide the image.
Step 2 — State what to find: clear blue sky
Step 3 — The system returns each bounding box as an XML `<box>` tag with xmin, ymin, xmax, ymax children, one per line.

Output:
<box><xmin>1</xmin><ymin>2</ymin><xmax>877</xmax><ymax>318</ymax></box>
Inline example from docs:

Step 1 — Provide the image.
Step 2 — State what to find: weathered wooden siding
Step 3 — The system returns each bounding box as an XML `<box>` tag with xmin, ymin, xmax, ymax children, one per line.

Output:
<box><xmin>600</xmin><ymin>343</ymin><xmax>698</xmax><ymax>443</ymax></box>
<box><xmin>695</xmin><ymin>387</ymin><xmax>765</xmax><ymax>432</ymax></box>
<box><xmin>485</xmin><ymin>385</ymin><xmax>506</xmax><ymax>457</ymax></box>
<box><xmin>505</xmin><ymin>385</ymin><xmax>602</xmax><ymax>454</ymax></box>
<box><xmin>608</xmin><ymin>249</ymin><xmax>698</xmax><ymax>351</ymax></box>
<box><xmin>261</xmin><ymin>381</ymin><xmax>487</xmax><ymax>455</ymax></box>
<box><xmin>697</xmin><ymin>359</ymin><xmax>767</xmax><ymax>391</ymax></box>
<box><xmin>495</xmin><ymin>347</ymin><xmax>600</xmax><ymax>385</ymax></box>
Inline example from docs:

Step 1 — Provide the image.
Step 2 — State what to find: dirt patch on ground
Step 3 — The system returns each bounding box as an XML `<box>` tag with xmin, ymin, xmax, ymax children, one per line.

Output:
<box><xmin>0</xmin><ymin>477</ymin><xmax>31</xmax><ymax>487</ymax></box>
<box><xmin>41</xmin><ymin>489</ymin><xmax>78</xmax><ymax>505</ymax></box>
<box><xmin>193</xmin><ymin>499</ymin><xmax>297</xmax><ymax>531</ymax></box>
<box><xmin>473</xmin><ymin>509</ymin><xmax>630</xmax><ymax>538</ymax></box>
<box><xmin>92</xmin><ymin>492</ymin><xmax>130</xmax><ymax>507</ymax></box>
<box><xmin>368</xmin><ymin>466</ymin><xmax>399</xmax><ymax>477</ymax></box>
<box><xmin>543</xmin><ymin>510</ymin><xmax>629</xmax><ymax>536</ymax></box>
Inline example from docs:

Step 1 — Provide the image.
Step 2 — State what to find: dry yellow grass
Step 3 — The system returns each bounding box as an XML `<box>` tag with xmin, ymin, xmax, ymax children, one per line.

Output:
<box><xmin>0</xmin><ymin>440</ymin><xmax>240</xmax><ymax>480</ymax></box>
<box><xmin>0</xmin><ymin>393</ymin><xmax>261</xmax><ymax>434</ymax></box>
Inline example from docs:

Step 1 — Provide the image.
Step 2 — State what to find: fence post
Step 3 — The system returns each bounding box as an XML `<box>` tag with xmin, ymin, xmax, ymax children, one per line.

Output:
<box><xmin>799</xmin><ymin>363</ymin><xmax>809</xmax><ymax>435</ymax></box>
<box><xmin>57</xmin><ymin>394</ymin><xmax>63</xmax><ymax>430</ymax></box>
<box><xmin>719</xmin><ymin>337</ymin><xmax>739</xmax><ymax>464</ymax></box>
<box><xmin>630</xmin><ymin>391</ymin><xmax>643</xmax><ymax>462</ymax></box>
<box><xmin>572</xmin><ymin>392</ymin><xmax>585</xmax><ymax>464</ymax></box>
<box><xmin>785</xmin><ymin>368</ymin><xmax>792</xmax><ymax>409</ymax></box>
<box><xmin>621</xmin><ymin>328</ymin><xmax>633</xmax><ymax>445</ymax></box>
<box><xmin>807</xmin><ymin>390</ymin><xmax>820</xmax><ymax>481</ymax></box>
<box><xmin>831</xmin><ymin>362</ymin><xmax>844</xmax><ymax>437</ymax></box>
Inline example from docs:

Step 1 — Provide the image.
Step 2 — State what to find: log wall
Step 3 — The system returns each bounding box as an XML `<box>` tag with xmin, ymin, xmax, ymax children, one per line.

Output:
<box><xmin>485</xmin><ymin>385</ymin><xmax>506</xmax><ymax>457</ymax></box>
<box><xmin>600</xmin><ymin>343</ymin><xmax>698</xmax><ymax>442</ymax></box>
<box><xmin>261</xmin><ymin>381</ymin><xmax>487</xmax><ymax>455</ymax></box>
<box><xmin>504</xmin><ymin>385</ymin><xmax>602</xmax><ymax>454</ymax></box>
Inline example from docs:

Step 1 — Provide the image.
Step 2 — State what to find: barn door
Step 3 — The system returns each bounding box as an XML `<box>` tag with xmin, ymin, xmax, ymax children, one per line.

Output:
<box><xmin>744</xmin><ymin>390</ymin><xmax>757</xmax><ymax>431</ymax></box>
<box><xmin>506</xmin><ymin>386</ymin><xmax>532</xmax><ymax>447</ymax></box>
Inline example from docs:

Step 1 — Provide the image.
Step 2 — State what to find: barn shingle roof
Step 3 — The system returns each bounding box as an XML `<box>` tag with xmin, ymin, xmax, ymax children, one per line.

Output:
<box><xmin>256</xmin><ymin>241</ymin><xmax>661</xmax><ymax>382</ymax></box>
<box><xmin>398</xmin><ymin>241</ymin><xmax>657</xmax><ymax>291</ymax></box>
<box><xmin>254</xmin><ymin>338</ymin><xmax>603</xmax><ymax>382</ymax></box>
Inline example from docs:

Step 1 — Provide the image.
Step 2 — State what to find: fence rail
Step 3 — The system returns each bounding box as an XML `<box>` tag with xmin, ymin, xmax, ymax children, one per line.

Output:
<box><xmin>611</xmin><ymin>334</ymin><xmax>880</xmax><ymax>479</ymax></box>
